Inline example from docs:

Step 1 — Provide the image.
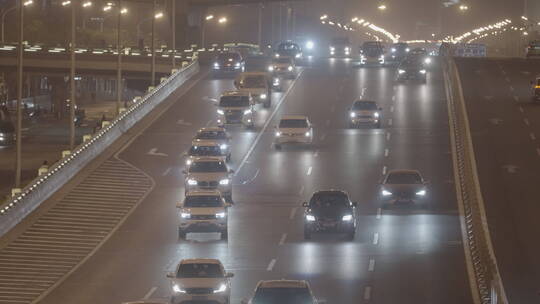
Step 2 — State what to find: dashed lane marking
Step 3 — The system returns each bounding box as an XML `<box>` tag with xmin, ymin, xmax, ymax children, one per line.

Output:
<box><xmin>279</xmin><ymin>233</ymin><xmax>288</xmax><ymax>246</ymax></box>
<box><xmin>0</xmin><ymin>159</ymin><xmax>153</xmax><ymax>304</ymax></box>
<box><xmin>289</xmin><ymin>207</ymin><xmax>298</xmax><ymax>220</ymax></box>
<box><xmin>372</xmin><ymin>232</ymin><xmax>379</xmax><ymax>245</ymax></box>
<box><xmin>384</xmin><ymin>149</ymin><xmax>389</xmax><ymax>157</ymax></box>
<box><xmin>519</xmin><ymin>106</ymin><xmax>524</xmax><ymax>113</ymax></box>
<box><xmin>514</xmin><ymin>96</ymin><xmax>519</xmax><ymax>102</ymax></box>
<box><xmin>388</xmin><ymin>118</ymin><xmax>393</xmax><ymax>126</ymax></box>
<box><xmin>376</xmin><ymin>208</ymin><xmax>382</xmax><ymax>219</ymax></box>
<box><xmin>368</xmin><ymin>259</ymin><xmax>376</xmax><ymax>272</ymax></box>
<box><xmin>266</xmin><ymin>259</ymin><xmax>277</xmax><ymax>271</ymax></box>
<box><xmin>382</xmin><ymin>166</ymin><xmax>387</xmax><ymax>175</ymax></box>
<box><xmin>364</xmin><ymin>286</ymin><xmax>372</xmax><ymax>301</ymax></box>
<box><xmin>299</xmin><ymin>186</ymin><xmax>305</xmax><ymax>196</ymax></box>
<box><xmin>524</xmin><ymin>118</ymin><xmax>530</xmax><ymax>126</ymax></box>
<box><xmin>509</xmin><ymin>86</ymin><xmax>515</xmax><ymax>92</ymax></box>
<box><xmin>531</xmin><ymin>133</ymin><xmax>536</xmax><ymax>141</ymax></box>
<box><xmin>386</xmin><ymin>132</ymin><xmax>391</xmax><ymax>141</ymax></box>
<box><xmin>306</xmin><ymin>166</ymin><xmax>312</xmax><ymax>176</ymax></box>
<box><xmin>390</xmin><ymin>106</ymin><xmax>394</xmax><ymax>113</ymax></box>
<box><xmin>143</xmin><ymin>286</ymin><xmax>158</xmax><ymax>300</ymax></box>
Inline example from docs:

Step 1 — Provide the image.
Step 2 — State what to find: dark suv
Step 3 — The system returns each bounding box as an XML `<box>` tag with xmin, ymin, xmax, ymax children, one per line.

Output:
<box><xmin>212</xmin><ymin>52</ymin><xmax>245</xmax><ymax>76</ymax></box>
<box><xmin>303</xmin><ymin>190</ymin><xmax>357</xmax><ymax>240</ymax></box>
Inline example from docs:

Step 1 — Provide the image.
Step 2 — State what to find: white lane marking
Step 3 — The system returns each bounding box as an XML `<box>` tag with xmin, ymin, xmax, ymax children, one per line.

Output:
<box><xmin>267</xmin><ymin>259</ymin><xmax>277</xmax><ymax>271</ymax></box>
<box><xmin>388</xmin><ymin>118</ymin><xmax>393</xmax><ymax>126</ymax></box>
<box><xmin>368</xmin><ymin>259</ymin><xmax>376</xmax><ymax>272</ymax></box>
<box><xmin>390</xmin><ymin>105</ymin><xmax>394</xmax><ymax>113</ymax></box>
<box><xmin>382</xmin><ymin>166</ymin><xmax>387</xmax><ymax>175</ymax></box>
<box><xmin>162</xmin><ymin>167</ymin><xmax>172</xmax><ymax>176</ymax></box>
<box><xmin>386</xmin><ymin>132</ymin><xmax>391</xmax><ymax>141</ymax></box>
<box><xmin>314</xmin><ymin>150</ymin><xmax>319</xmax><ymax>157</ymax></box>
<box><xmin>384</xmin><ymin>148</ymin><xmax>389</xmax><ymax>157</ymax></box>
<box><xmin>513</xmin><ymin>96</ymin><xmax>519</xmax><ymax>102</ymax></box>
<box><xmin>279</xmin><ymin>233</ymin><xmax>288</xmax><ymax>246</ymax></box>
<box><xmin>235</xmin><ymin>69</ymin><xmax>304</xmax><ymax>175</ymax></box>
<box><xmin>241</xmin><ymin>168</ymin><xmax>260</xmax><ymax>185</ymax></box>
<box><xmin>372</xmin><ymin>232</ymin><xmax>379</xmax><ymax>245</ymax></box>
<box><xmin>143</xmin><ymin>286</ymin><xmax>157</xmax><ymax>300</ymax></box>
<box><xmin>176</xmin><ymin>119</ymin><xmax>192</xmax><ymax>126</ymax></box>
<box><xmin>306</xmin><ymin>166</ymin><xmax>312</xmax><ymax>176</ymax></box>
<box><xmin>360</xmin><ymin>87</ymin><xmax>367</xmax><ymax>97</ymax></box>
<box><xmin>320</xmin><ymin>133</ymin><xmax>327</xmax><ymax>141</ymax></box>
<box><xmin>530</xmin><ymin>133</ymin><xmax>536</xmax><ymax>141</ymax></box>
<box><xmin>524</xmin><ymin>118</ymin><xmax>530</xmax><ymax>126</ymax></box>
<box><xmin>519</xmin><ymin>106</ymin><xmax>524</xmax><ymax>113</ymax></box>
<box><xmin>376</xmin><ymin>208</ymin><xmax>382</xmax><ymax>219</ymax></box>
<box><xmin>504</xmin><ymin>77</ymin><xmax>510</xmax><ymax>82</ymax></box>
<box><xmin>509</xmin><ymin>86</ymin><xmax>515</xmax><ymax>92</ymax></box>
<box><xmin>363</xmin><ymin>286</ymin><xmax>372</xmax><ymax>301</ymax></box>
<box><xmin>502</xmin><ymin>165</ymin><xmax>518</xmax><ymax>174</ymax></box>
<box><xmin>299</xmin><ymin>185</ymin><xmax>305</xmax><ymax>195</ymax></box>
<box><xmin>521</xmin><ymin>71</ymin><xmax>531</xmax><ymax>75</ymax></box>
<box><xmin>147</xmin><ymin>148</ymin><xmax>168</xmax><ymax>157</ymax></box>
<box><xmin>205</xmin><ymin>119</ymin><xmax>213</xmax><ymax>127</ymax></box>
<box><xmin>289</xmin><ymin>207</ymin><xmax>298</xmax><ymax>220</ymax></box>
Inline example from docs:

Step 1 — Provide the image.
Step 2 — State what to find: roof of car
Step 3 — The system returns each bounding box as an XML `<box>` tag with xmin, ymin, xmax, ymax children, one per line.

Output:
<box><xmin>257</xmin><ymin>280</ymin><xmax>309</xmax><ymax>288</ymax></box>
<box><xmin>221</xmin><ymin>90</ymin><xmax>251</xmax><ymax>97</ymax></box>
<box><xmin>191</xmin><ymin>139</ymin><xmax>220</xmax><ymax>146</ymax></box>
<box><xmin>180</xmin><ymin>258</ymin><xmax>223</xmax><ymax>265</ymax></box>
<box><xmin>387</xmin><ymin>169</ymin><xmax>422</xmax><ymax>175</ymax></box>
<box><xmin>312</xmin><ymin>189</ymin><xmax>349</xmax><ymax>196</ymax></box>
<box><xmin>198</xmin><ymin>127</ymin><xmax>226</xmax><ymax>133</ymax></box>
<box><xmin>185</xmin><ymin>190</ymin><xmax>222</xmax><ymax>197</ymax></box>
<box><xmin>280</xmin><ymin>115</ymin><xmax>308</xmax><ymax>120</ymax></box>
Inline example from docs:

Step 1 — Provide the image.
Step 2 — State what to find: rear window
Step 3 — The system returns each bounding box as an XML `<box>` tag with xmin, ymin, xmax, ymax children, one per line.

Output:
<box><xmin>184</xmin><ymin>195</ymin><xmax>223</xmax><ymax>207</ymax></box>
<box><xmin>279</xmin><ymin>119</ymin><xmax>308</xmax><ymax>128</ymax></box>
<box><xmin>352</xmin><ymin>101</ymin><xmax>377</xmax><ymax>110</ymax></box>
<box><xmin>220</xmin><ymin>95</ymin><xmax>250</xmax><ymax>107</ymax></box>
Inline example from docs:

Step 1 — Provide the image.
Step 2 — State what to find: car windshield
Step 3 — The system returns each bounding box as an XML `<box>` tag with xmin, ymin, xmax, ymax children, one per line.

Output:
<box><xmin>189</xmin><ymin>145</ymin><xmax>222</xmax><ymax>156</ymax></box>
<box><xmin>310</xmin><ymin>192</ymin><xmax>350</xmax><ymax>209</ymax></box>
<box><xmin>216</xmin><ymin>53</ymin><xmax>240</xmax><ymax>61</ymax></box>
<box><xmin>362</xmin><ymin>42</ymin><xmax>383</xmax><ymax>57</ymax></box>
<box><xmin>220</xmin><ymin>96</ymin><xmax>250</xmax><ymax>107</ymax></box>
<box><xmin>184</xmin><ymin>196</ymin><xmax>223</xmax><ymax>207</ymax></box>
<box><xmin>277</xmin><ymin>43</ymin><xmax>299</xmax><ymax>52</ymax></box>
<box><xmin>279</xmin><ymin>119</ymin><xmax>308</xmax><ymax>128</ymax></box>
<box><xmin>386</xmin><ymin>172</ymin><xmax>423</xmax><ymax>184</ymax></box>
<box><xmin>252</xmin><ymin>287</ymin><xmax>313</xmax><ymax>304</ymax></box>
<box><xmin>274</xmin><ymin>58</ymin><xmax>292</xmax><ymax>64</ymax></box>
<box><xmin>189</xmin><ymin>161</ymin><xmax>228</xmax><ymax>173</ymax></box>
<box><xmin>352</xmin><ymin>101</ymin><xmax>377</xmax><ymax>110</ymax></box>
<box><xmin>401</xmin><ymin>60</ymin><xmax>422</xmax><ymax>68</ymax></box>
<box><xmin>177</xmin><ymin>263</ymin><xmax>223</xmax><ymax>278</ymax></box>
<box><xmin>196</xmin><ymin>130</ymin><xmax>227</xmax><ymax>140</ymax></box>
<box><xmin>332</xmin><ymin>37</ymin><xmax>350</xmax><ymax>45</ymax></box>
<box><xmin>241</xmin><ymin>76</ymin><xmax>266</xmax><ymax>88</ymax></box>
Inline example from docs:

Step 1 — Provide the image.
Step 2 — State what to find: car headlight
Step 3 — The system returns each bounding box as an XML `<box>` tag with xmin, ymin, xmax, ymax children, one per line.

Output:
<box><xmin>220</xmin><ymin>144</ymin><xmax>228</xmax><ymax>150</ymax></box>
<box><xmin>391</xmin><ymin>48</ymin><xmax>396</xmax><ymax>52</ymax></box>
<box><xmin>416</xmin><ymin>190</ymin><xmax>427</xmax><ymax>196</ymax></box>
<box><xmin>342</xmin><ymin>214</ymin><xmax>353</xmax><ymax>221</ymax></box>
<box><xmin>173</xmin><ymin>284</ymin><xmax>186</xmax><ymax>293</ymax></box>
<box><xmin>379</xmin><ymin>55</ymin><xmax>384</xmax><ymax>59</ymax></box>
<box><xmin>244</xmin><ymin>109</ymin><xmax>252</xmax><ymax>115</ymax></box>
<box><xmin>305</xmin><ymin>214</ymin><xmax>316</xmax><ymax>221</ymax></box>
<box><xmin>306</xmin><ymin>41</ymin><xmax>314</xmax><ymax>50</ymax></box>
<box><xmin>215</xmin><ymin>212</ymin><xmax>226</xmax><ymax>218</ymax></box>
<box><xmin>295</xmin><ymin>53</ymin><xmax>301</xmax><ymax>58</ymax></box>
<box><xmin>304</xmin><ymin>131</ymin><xmax>311</xmax><ymax>137</ymax></box>
<box><xmin>330</xmin><ymin>46</ymin><xmax>335</xmax><ymax>51</ymax></box>
<box><xmin>398</xmin><ymin>69</ymin><xmax>406</xmax><ymax>74</ymax></box>
<box><xmin>382</xmin><ymin>189</ymin><xmax>392</xmax><ymax>196</ymax></box>
<box><xmin>275</xmin><ymin>131</ymin><xmax>281</xmax><ymax>137</ymax></box>
<box><xmin>187</xmin><ymin>179</ymin><xmax>197</xmax><ymax>186</ymax></box>
<box><xmin>350</xmin><ymin>112</ymin><xmax>356</xmax><ymax>118</ymax></box>
<box><xmin>406</xmin><ymin>48</ymin><xmax>410</xmax><ymax>52</ymax></box>
<box><xmin>275</xmin><ymin>53</ymin><xmax>280</xmax><ymax>58</ymax></box>
<box><xmin>268</xmin><ymin>66</ymin><xmax>274</xmax><ymax>72</ymax></box>
<box><xmin>374</xmin><ymin>112</ymin><xmax>380</xmax><ymax>118</ymax></box>
<box><xmin>213</xmin><ymin>62</ymin><xmax>219</xmax><ymax>69</ymax></box>
<box><xmin>287</xmin><ymin>66</ymin><xmax>293</xmax><ymax>71</ymax></box>
<box><xmin>180</xmin><ymin>212</ymin><xmax>191</xmax><ymax>219</ymax></box>
<box><xmin>186</xmin><ymin>159</ymin><xmax>192</xmax><ymax>165</ymax></box>
<box><xmin>424</xmin><ymin>57</ymin><xmax>431</xmax><ymax>64</ymax></box>
<box><xmin>260</xmin><ymin>94</ymin><xmax>267</xmax><ymax>99</ymax></box>
<box><xmin>420</xmin><ymin>69</ymin><xmax>427</xmax><ymax>74</ymax></box>
<box><xmin>273</xmin><ymin>78</ymin><xmax>280</xmax><ymax>85</ymax></box>
<box><xmin>345</xmin><ymin>47</ymin><xmax>350</xmax><ymax>52</ymax></box>
<box><xmin>213</xmin><ymin>283</ymin><xmax>227</xmax><ymax>293</ymax></box>
<box><xmin>235</xmin><ymin>62</ymin><xmax>241</xmax><ymax>67</ymax></box>
<box><xmin>219</xmin><ymin>178</ymin><xmax>230</xmax><ymax>185</ymax></box>
<box><xmin>217</xmin><ymin>109</ymin><xmax>225</xmax><ymax>115</ymax></box>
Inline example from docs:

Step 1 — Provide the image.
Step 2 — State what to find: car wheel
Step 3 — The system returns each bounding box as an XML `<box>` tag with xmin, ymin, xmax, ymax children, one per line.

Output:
<box><xmin>178</xmin><ymin>228</ymin><xmax>186</xmax><ymax>239</ymax></box>
<box><xmin>348</xmin><ymin>122</ymin><xmax>356</xmax><ymax>129</ymax></box>
<box><xmin>264</xmin><ymin>99</ymin><xmax>271</xmax><ymax>108</ymax></box>
<box><xmin>275</xmin><ymin>143</ymin><xmax>282</xmax><ymax>150</ymax></box>
<box><xmin>376</xmin><ymin>121</ymin><xmax>382</xmax><ymax>129</ymax></box>
<box><xmin>221</xmin><ymin>229</ymin><xmax>228</xmax><ymax>240</ymax></box>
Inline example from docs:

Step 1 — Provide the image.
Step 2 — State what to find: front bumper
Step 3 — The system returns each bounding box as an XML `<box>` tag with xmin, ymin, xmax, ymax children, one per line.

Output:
<box><xmin>172</xmin><ymin>292</ymin><xmax>229</xmax><ymax>304</ymax></box>
<box><xmin>275</xmin><ymin>134</ymin><xmax>312</xmax><ymax>144</ymax></box>
<box><xmin>179</xmin><ymin>219</ymin><xmax>227</xmax><ymax>232</ymax></box>
<box><xmin>359</xmin><ymin>57</ymin><xmax>384</xmax><ymax>66</ymax></box>
<box><xmin>213</xmin><ymin>65</ymin><xmax>242</xmax><ymax>72</ymax></box>
<box><xmin>217</xmin><ymin>112</ymin><xmax>254</xmax><ymax>126</ymax></box>
<box><xmin>305</xmin><ymin>220</ymin><xmax>355</xmax><ymax>233</ymax></box>
<box><xmin>350</xmin><ymin>117</ymin><xmax>379</xmax><ymax>125</ymax></box>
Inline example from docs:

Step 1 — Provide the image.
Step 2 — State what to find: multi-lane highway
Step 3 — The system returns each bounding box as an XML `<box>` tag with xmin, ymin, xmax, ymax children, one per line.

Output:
<box><xmin>456</xmin><ymin>57</ymin><xmax>540</xmax><ymax>303</ymax></box>
<box><xmin>1</xmin><ymin>58</ymin><xmax>473</xmax><ymax>304</ymax></box>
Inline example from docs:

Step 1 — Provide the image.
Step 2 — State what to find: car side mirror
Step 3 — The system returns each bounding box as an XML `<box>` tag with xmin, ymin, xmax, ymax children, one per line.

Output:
<box><xmin>302</xmin><ymin>202</ymin><xmax>309</xmax><ymax>207</ymax></box>
<box><xmin>166</xmin><ymin>272</ymin><xmax>175</xmax><ymax>278</ymax></box>
<box><xmin>226</xmin><ymin>272</ymin><xmax>234</xmax><ymax>278</ymax></box>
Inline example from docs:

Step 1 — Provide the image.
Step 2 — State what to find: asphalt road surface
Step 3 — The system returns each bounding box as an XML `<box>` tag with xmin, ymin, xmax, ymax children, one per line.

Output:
<box><xmin>27</xmin><ymin>58</ymin><xmax>472</xmax><ymax>304</ymax></box>
<box><xmin>456</xmin><ymin>57</ymin><xmax>540</xmax><ymax>303</ymax></box>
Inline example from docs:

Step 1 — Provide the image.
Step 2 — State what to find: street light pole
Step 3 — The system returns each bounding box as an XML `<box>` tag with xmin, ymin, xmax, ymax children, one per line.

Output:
<box><xmin>116</xmin><ymin>0</ymin><xmax>122</xmax><ymax>114</ymax></box>
<box><xmin>171</xmin><ymin>0</ymin><xmax>176</xmax><ymax>68</ymax></box>
<box><xmin>1</xmin><ymin>6</ymin><xmax>16</xmax><ymax>44</ymax></box>
<box><xmin>15</xmin><ymin>0</ymin><xmax>24</xmax><ymax>188</ymax></box>
<box><xmin>257</xmin><ymin>3</ymin><xmax>262</xmax><ymax>47</ymax></box>
<box><xmin>151</xmin><ymin>0</ymin><xmax>156</xmax><ymax>86</ymax></box>
<box><xmin>69</xmin><ymin>0</ymin><xmax>76</xmax><ymax>150</ymax></box>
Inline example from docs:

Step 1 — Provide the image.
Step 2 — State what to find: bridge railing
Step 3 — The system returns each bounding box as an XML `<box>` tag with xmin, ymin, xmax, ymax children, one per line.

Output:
<box><xmin>443</xmin><ymin>57</ymin><xmax>508</xmax><ymax>304</ymax></box>
<box><xmin>0</xmin><ymin>60</ymin><xmax>199</xmax><ymax>236</ymax></box>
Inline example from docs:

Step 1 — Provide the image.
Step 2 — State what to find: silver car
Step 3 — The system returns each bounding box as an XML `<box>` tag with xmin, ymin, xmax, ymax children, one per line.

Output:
<box><xmin>186</xmin><ymin>140</ymin><xmax>228</xmax><ymax>166</ymax></box>
<box><xmin>274</xmin><ymin>115</ymin><xmax>313</xmax><ymax>149</ymax></box>
<box><xmin>349</xmin><ymin>100</ymin><xmax>382</xmax><ymax>128</ymax></box>
<box><xmin>217</xmin><ymin>91</ymin><xmax>255</xmax><ymax>128</ymax></box>
<box><xmin>380</xmin><ymin>169</ymin><xmax>429</xmax><ymax>207</ymax></box>
<box><xmin>193</xmin><ymin>127</ymin><xmax>232</xmax><ymax>161</ymax></box>
<box><xmin>183</xmin><ymin>157</ymin><xmax>234</xmax><ymax>201</ymax></box>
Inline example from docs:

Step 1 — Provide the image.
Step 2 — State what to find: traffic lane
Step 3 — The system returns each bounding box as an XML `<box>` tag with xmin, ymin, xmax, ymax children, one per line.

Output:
<box><xmin>456</xmin><ymin>58</ymin><xmax>540</xmax><ymax>302</ymax></box>
<box><xmin>38</xmin><ymin>68</ymin><xmax>301</xmax><ymax>304</ymax></box>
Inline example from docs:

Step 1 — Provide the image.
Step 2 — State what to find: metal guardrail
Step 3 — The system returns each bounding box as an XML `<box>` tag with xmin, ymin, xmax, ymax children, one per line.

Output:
<box><xmin>0</xmin><ymin>60</ymin><xmax>200</xmax><ymax>236</ymax></box>
<box><xmin>443</xmin><ymin>57</ymin><xmax>508</xmax><ymax>304</ymax></box>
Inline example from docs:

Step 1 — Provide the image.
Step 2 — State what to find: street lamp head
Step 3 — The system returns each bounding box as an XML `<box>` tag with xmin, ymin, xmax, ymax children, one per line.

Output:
<box><xmin>23</xmin><ymin>0</ymin><xmax>33</xmax><ymax>6</ymax></box>
<box><xmin>459</xmin><ymin>4</ymin><xmax>469</xmax><ymax>11</ymax></box>
<box><xmin>82</xmin><ymin>1</ymin><xmax>92</xmax><ymax>8</ymax></box>
<box><xmin>155</xmin><ymin>12</ymin><xmax>164</xmax><ymax>19</ymax></box>
<box><xmin>206</xmin><ymin>15</ymin><xmax>214</xmax><ymax>20</ymax></box>
<box><xmin>120</xmin><ymin>8</ymin><xmax>128</xmax><ymax>14</ymax></box>
<box><xmin>378</xmin><ymin>4</ymin><xmax>387</xmax><ymax>10</ymax></box>
<box><xmin>103</xmin><ymin>5</ymin><xmax>112</xmax><ymax>11</ymax></box>
<box><xmin>62</xmin><ymin>0</ymin><xmax>71</xmax><ymax>6</ymax></box>
<box><xmin>218</xmin><ymin>17</ymin><xmax>227</xmax><ymax>24</ymax></box>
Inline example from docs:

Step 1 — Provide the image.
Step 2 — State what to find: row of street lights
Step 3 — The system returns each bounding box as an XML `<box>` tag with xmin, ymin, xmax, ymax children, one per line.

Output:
<box><xmin>12</xmin><ymin>0</ymin><xmax>170</xmax><ymax>189</ymax></box>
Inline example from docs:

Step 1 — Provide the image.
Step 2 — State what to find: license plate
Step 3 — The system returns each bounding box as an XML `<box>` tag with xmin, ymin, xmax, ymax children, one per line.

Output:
<box><xmin>192</xmin><ymin>295</ymin><xmax>208</xmax><ymax>300</ymax></box>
